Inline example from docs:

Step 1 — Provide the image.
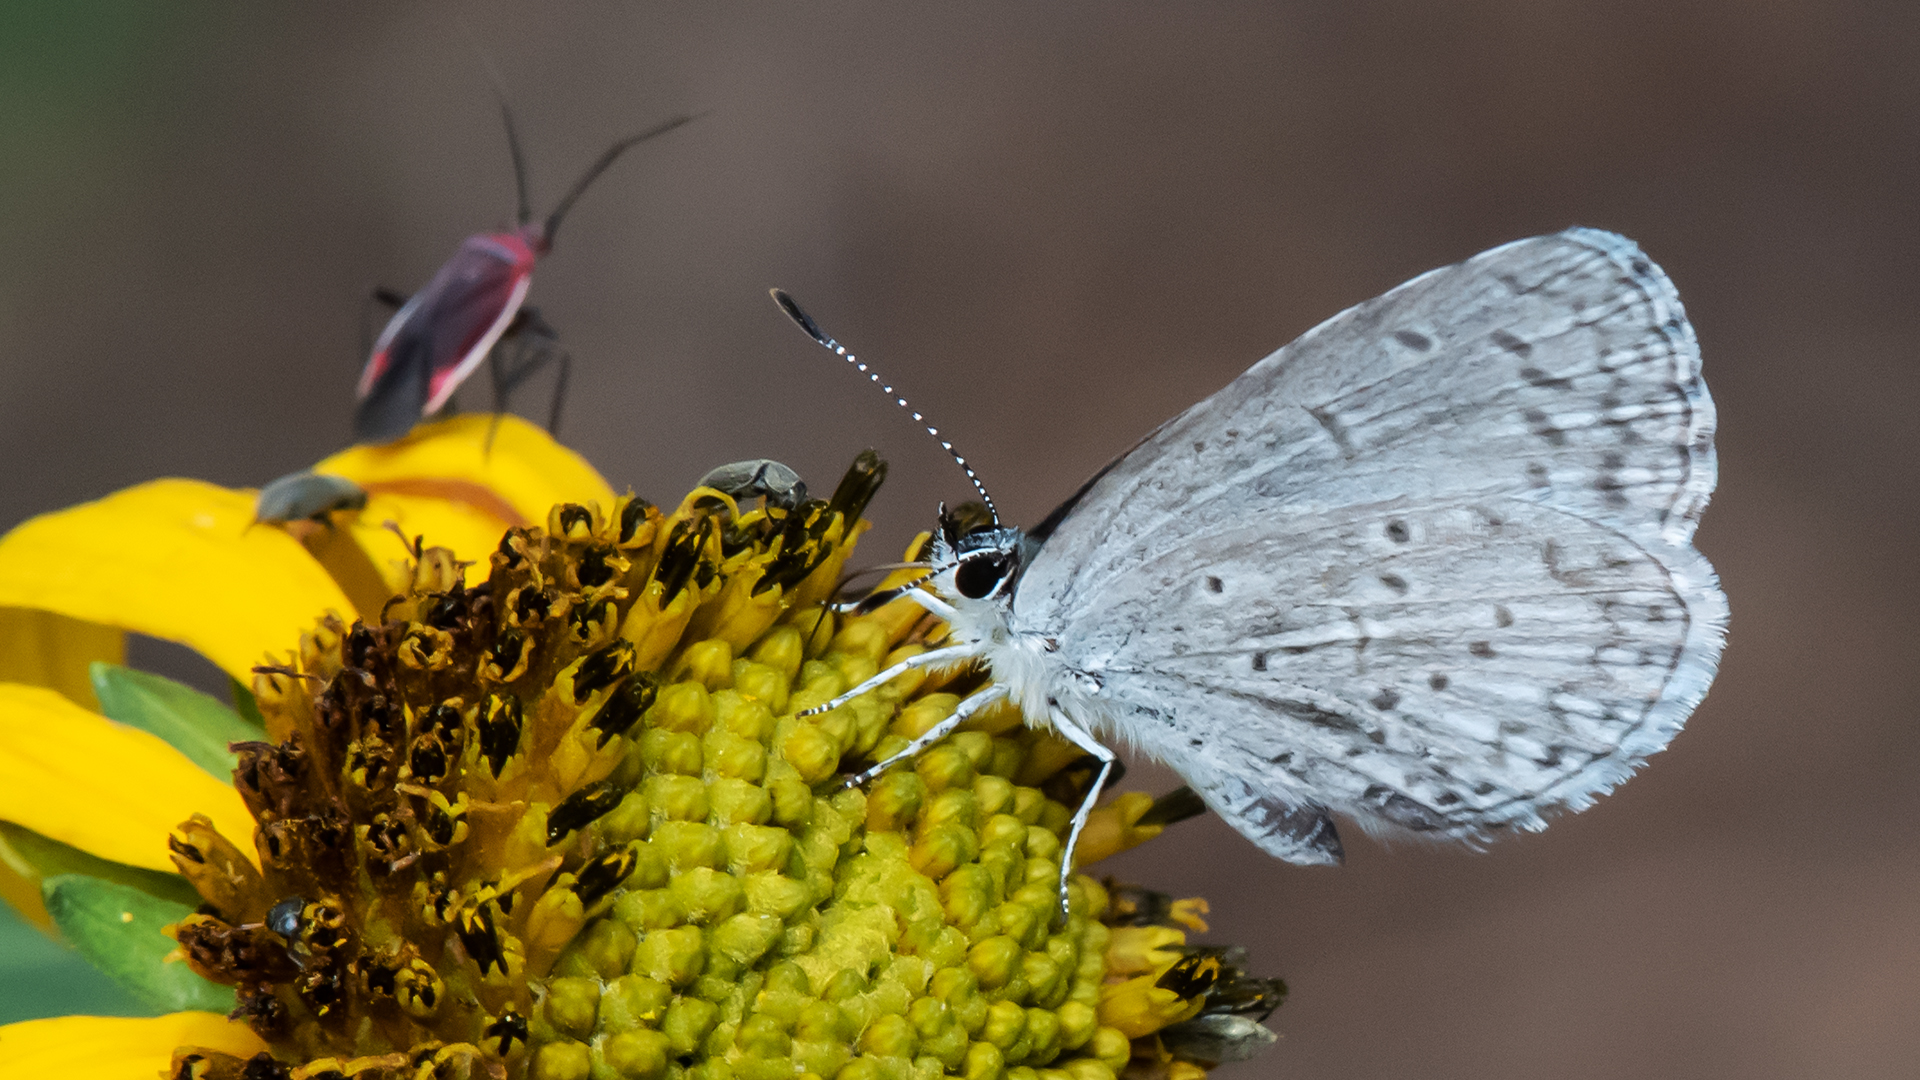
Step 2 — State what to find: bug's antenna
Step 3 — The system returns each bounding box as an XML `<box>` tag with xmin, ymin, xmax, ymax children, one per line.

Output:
<box><xmin>498</xmin><ymin>99</ymin><xmax>533</xmax><ymax>227</ymax></box>
<box><xmin>541</xmin><ymin>113</ymin><xmax>700</xmax><ymax>249</ymax></box>
<box><xmin>769</xmin><ymin>289</ymin><xmax>1000</xmax><ymax>524</ymax></box>
<box><xmin>463</xmin><ymin>34</ymin><xmax>533</xmax><ymax>227</ymax></box>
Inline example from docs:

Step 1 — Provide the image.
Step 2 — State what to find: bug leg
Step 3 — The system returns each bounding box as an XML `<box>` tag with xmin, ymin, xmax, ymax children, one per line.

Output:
<box><xmin>484</xmin><ymin>349</ymin><xmax>507</xmax><ymax>458</ymax></box>
<box><xmin>545</xmin><ymin>338</ymin><xmax>572</xmax><ymax>437</ymax></box>
<box><xmin>1049</xmin><ymin>707</ymin><xmax>1118</xmax><ymax>928</ymax></box>
<box><xmin>484</xmin><ymin>310</ymin><xmax>564</xmax><ymax>455</ymax></box>
<box><xmin>795</xmin><ymin>644</ymin><xmax>977</xmax><ymax>718</ymax></box>
<box><xmin>361</xmin><ymin>286</ymin><xmax>408</xmax><ymax>359</ymax></box>
<box><xmin>838</xmin><ymin>685</ymin><xmax>1009</xmax><ymax>790</ymax></box>
<box><xmin>497</xmin><ymin>308</ymin><xmax>569</xmax><ymax>435</ymax></box>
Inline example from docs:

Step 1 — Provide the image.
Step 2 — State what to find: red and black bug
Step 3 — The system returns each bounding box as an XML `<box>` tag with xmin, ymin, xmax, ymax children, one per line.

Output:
<box><xmin>353</xmin><ymin>107</ymin><xmax>694</xmax><ymax>444</ymax></box>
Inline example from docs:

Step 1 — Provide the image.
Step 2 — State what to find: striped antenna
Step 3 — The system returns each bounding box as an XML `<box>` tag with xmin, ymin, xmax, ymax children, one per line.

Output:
<box><xmin>769</xmin><ymin>289</ymin><xmax>1000</xmax><ymax>524</ymax></box>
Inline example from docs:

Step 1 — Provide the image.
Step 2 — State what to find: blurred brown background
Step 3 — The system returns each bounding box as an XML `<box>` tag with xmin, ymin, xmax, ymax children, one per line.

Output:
<box><xmin>0</xmin><ymin>3</ymin><xmax>1914</xmax><ymax>1077</ymax></box>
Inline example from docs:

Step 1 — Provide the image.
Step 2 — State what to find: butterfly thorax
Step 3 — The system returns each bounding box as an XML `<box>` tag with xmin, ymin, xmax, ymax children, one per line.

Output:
<box><xmin>928</xmin><ymin>520</ymin><xmax>1112</xmax><ymax>738</ymax></box>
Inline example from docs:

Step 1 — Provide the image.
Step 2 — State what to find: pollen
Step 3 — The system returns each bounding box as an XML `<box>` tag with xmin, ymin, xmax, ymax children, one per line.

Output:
<box><xmin>157</xmin><ymin>453</ymin><xmax>1281</xmax><ymax>1080</ymax></box>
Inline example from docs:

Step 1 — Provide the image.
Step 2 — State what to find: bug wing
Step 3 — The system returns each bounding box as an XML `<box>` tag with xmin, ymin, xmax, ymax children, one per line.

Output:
<box><xmin>1012</xmin><ymin>228</ymin><xmax>1725</xmax><ymax>858</ymax></box>
<box><xmin>353</xmin><ymin>235</ymin><xmax>533</xmax><ymax>443</ymax></box>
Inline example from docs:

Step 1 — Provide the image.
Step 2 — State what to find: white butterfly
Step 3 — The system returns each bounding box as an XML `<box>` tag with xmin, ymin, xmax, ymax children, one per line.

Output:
<box><xmin>778</xmin><ymin>227</ymin><xmax>1727</xmax><ymax>914</ymax></box>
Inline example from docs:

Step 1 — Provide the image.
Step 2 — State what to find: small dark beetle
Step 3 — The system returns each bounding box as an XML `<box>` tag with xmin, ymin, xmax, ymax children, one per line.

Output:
<box><xmin>696</xmin><ymin>459</ymin><xmax>809</xmax><ymax>511</ymax></box>
<box><xmin>254</xmin><ymin>471</ymin><xmax>367</xmax><ymax>526</ymax></box>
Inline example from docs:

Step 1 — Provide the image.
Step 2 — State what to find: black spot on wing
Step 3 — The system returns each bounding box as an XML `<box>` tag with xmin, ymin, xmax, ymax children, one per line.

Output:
<box><xmin>1385</xmin><ymin>519</ymin><xmax>1410</xmax><ymax>543</ymax></box>
<box><xmin>1469</xmin><ymin>641</ymin><xmax>1496</xmax><ymax>659</ymax></box>
<box><xmin>1364</xmin><ymin>785</ymin><xmax>1447</xmax><ymax>831</ymax></box>
<box><xmin>1491</xmin><ymin>329</ymin><xmax>1532</xmax><ymax>356</ymax></box>
<box><xmin>1248</xmin><ymin>798</ymin><xmax>1344</xmax><ymax>863</ymax></box>
<box><xmin>1378</xmin><ymin>573</ymin><xmax>1409</xmax><ymax>594</ymax></box>
<box><xmin>1523</xmin><ymin>408</ymin><xmax>1567</xmax><ymax>446</ymax></box>
<box><xmin>1393</xmin><ymin>330</ymin><xmax>1433</xmax><ymax>351</ymax></box>
<box><xmin>1205</xmin><ymin>575</ymin><xmax>1224</xmax><ymax>594</ymax></box>
<box><xmin>1370</xmin><ymin>688</ymin><xmax>1401</xmax><ymax>711</ymax></box>
<box><xmin>1251</xmin><ymin>652</ymin><xmax>1268</xmax><ymax>672</ymax></box>
<box><xmin>1519</xmin><ymin>366</ymin><xmax>1574</xmax><ymax>390</ymax></box>
<box><xmin>1428</xmin><ymin>672</ymin><xmax>1449</xmax><ymax>690</ymax></box>
<box><xmin>1282</xmin><ymin>700</ymin><xmax>1363</xmax><ymax>732</ymax></box>
<box><xmin>1306</xmin><ymin>405</ymin><xmax>1358</xmax><ymax>459</ymax></box>
<box><xmin>1541</xmin><ymin>539</ymin><xmax>1589</xmax><ymax>586</ymax></box>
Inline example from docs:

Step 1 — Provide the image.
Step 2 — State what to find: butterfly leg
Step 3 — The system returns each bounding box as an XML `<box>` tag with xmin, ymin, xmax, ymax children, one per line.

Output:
<box><xmin>1049</xmin><ymin>706</ymin><xmax>1118</xmax><ymax>928</ymax></box>
<box><xmin>900</xmin><ymin>585</ymin><xmax>957</xmax><ymax>621</ymax></box>
<box><xmin>830</xmin><ymin>577</ymin><xmax>949</xmax><ymax>618</ymax></box>
<box><xmin>833</xmin><ymin>582</ymin><xmax>956</xmax><ymax>620</ymax></box>
<box><xmin>795</xmin><ymin>644</ymin><xmax>977</xmax><ymax>718</ymax></box>
<box><xmin>838</xmin><ymin>685</ymin><xmax>1010</xmax><ymax>790</ymax></box>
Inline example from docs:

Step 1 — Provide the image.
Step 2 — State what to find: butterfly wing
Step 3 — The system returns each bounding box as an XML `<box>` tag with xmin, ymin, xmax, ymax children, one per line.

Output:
<box><xmin>1013</xmin><ymin>228</ymin><xmax>1726</xmax><ymax>859</ymax></box>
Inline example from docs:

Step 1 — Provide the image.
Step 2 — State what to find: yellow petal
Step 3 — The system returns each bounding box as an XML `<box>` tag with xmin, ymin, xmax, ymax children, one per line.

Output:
<box><xmin>0</xmin><ymin>1011</ymin><xmax>265</xmax><ymax>1079</ymax></box>
<box><xmin>277</xmin><ymin>491</ymin><xmax>521</xmax><ymax>620</ymax></box>
<box><xmin>1167</xmin><ymin>897</ymin><xmax>1211</xmax><ymax>933</ymax></box>
<box><xmin>0</xmin><ymin>608</ymin><xmax>123</xmax><ymax>710</ymax></box>
<box><xmin>1097</xmin><ymin>974</ymin><xmax>1208</xmax><ymax>1038</ymax></box>
<box><xmin>1104</xmin><ymin>925</ymin><xmax>1189</xmax><ymax>978</ymax></box>
<box><xmin>0</xmin><ymin>684</ymin><xmax>254</xmax><ymax>873</ymax></box>
<box><xmin>345</xmin><ymin>491</ymin><xmax>522</xmax><ymax>592</ymax></box>
<box><xmin>314</xmin><ymin>413</ymin><xmax>617</xmax><ymax>527</ymax></box>
<box><xmin>1073</xmin><ymin>791</ymin><xmax>1163</xmax><ymax>867</ymax></box>
<box><xmin>0</xmin><ymin>480</ymin><xmax>352</xmax><ymax>683</ymax></box>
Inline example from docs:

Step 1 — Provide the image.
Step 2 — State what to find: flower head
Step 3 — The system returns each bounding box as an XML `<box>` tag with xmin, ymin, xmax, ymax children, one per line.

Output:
<box><xmin>0</xmin><ymin>421</ymin><xmax>1283</xmax><ymax>1080</ymax></box>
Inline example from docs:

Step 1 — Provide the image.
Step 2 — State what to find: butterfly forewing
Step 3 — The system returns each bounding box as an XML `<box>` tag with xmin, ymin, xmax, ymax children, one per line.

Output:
<box><xmin>1014</xmin><ymin>228</ymin><xmax>1726</xmax><ymax>858</ymax></box>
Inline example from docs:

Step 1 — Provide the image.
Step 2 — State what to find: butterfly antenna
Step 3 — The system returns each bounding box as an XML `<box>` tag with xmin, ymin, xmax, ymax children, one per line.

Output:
<box><xmin>769</xmin><ymin>289</ymin><xmax>1000</xmax><ymax>524</ymax></box>
<box><xmin>541</xmin><ymin>113</ymin><xmax>700</xmax><ymax>249</ymax></box>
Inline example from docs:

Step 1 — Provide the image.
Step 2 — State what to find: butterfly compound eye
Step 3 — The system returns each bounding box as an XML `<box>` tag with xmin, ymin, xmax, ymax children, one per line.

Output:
<box><xmin>954</xmin><ymin>553</ymin><xmax>1012</xmax><ymax>600</ymax></box>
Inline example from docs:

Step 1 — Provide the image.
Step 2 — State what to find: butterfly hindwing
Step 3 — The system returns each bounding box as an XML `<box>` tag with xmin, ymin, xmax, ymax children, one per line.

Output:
<box><xmin>1054</xmin><ymin>498</ymin><xmax>1724</xmax><ymax>847</ymax></box>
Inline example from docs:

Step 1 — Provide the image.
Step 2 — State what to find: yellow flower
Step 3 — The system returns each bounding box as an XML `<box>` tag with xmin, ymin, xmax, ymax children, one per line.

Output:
<box><xmin>0</xmin><ymin>420</ymin><xmax>1281</xmax><ymax>1080</ymax></box>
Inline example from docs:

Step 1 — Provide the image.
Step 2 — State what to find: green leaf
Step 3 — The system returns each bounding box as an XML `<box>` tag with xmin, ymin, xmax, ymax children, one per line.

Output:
<box><xmin>89</xmin><ymin>662</ymin><xmax>262</xmax><ymax>779</ymax></box>
<box><xmin>40</xmin><ymin>873</ymin><xmax>234</xmax><ymax>1014</ymax></box>
<box><xmin>0</xmin><ymin>897</ymin><xmax>146</xmax><ymax>1023</ymax></box>
<box><xmin>0</xmin><ymin>821</ymin><xmax>200</xmax><ymax>909</ymax></box>
<box><xmin>230</xmin><ymin>676</ymin><xmax>267</xmax><ymax>729</ymax></box>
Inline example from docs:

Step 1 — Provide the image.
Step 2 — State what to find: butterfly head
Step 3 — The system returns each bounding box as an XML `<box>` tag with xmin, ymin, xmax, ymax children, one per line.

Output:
<box><xmin>929</xmin><ymin>503</ymin><xmax>1026</xmax><ymax>604</ymax></box>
